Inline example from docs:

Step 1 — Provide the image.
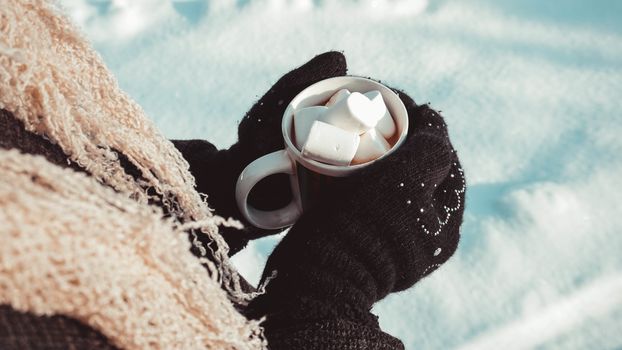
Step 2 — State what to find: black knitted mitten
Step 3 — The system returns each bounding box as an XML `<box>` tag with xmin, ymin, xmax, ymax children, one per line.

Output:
<box><xmin>245</xmin><ymin>93</ymin><xmax>466</xmax><ymax>349</ymax></box>
<box><xmin>173</xmin><ymin>51</ymin><xmax>347</xmax><ymax>254</ymax></box>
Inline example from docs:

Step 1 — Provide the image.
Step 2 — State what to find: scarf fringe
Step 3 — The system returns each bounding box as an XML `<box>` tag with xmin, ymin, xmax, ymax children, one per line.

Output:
<box><xmin>0</xmin><ymin>0</ymin><xmax>250</xmax><ymax>304</ymax></box>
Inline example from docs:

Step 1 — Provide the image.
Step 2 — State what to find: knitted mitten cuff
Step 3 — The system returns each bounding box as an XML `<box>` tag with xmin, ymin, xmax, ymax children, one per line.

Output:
<box><xmin>264</xmin><ymin>319</ymin><xmax>405</xmax><ymax>350</ymax></box>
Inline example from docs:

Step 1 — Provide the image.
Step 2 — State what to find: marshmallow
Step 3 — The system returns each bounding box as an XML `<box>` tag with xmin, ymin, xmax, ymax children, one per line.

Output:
<box><xmin>352</xmin><ymin>128</ymin><xmax>391</xmax><ymax>165</ymax></box>
<box><xmin>293</xmin><ymin>106</ymin><xmax>328</xmax><ymax>150</ymax></box>
<box><xmin>301</xmin><ymin>120</ymin><xmax>360</xmax><ymax>166</ymax></box>
<box><xmin>325</xmin><ymin>89</ymin><xmax>351</xmax><ymax>107</ymax></box>
<box><xmin>364</xmin><ymin>90</ymin><xmax>396</xmax><ymax>139</ymax></box>
<box><xmin>321</xmin><ymin>92</ymin><xmax>383</xmax><ymax>135</ymax></box>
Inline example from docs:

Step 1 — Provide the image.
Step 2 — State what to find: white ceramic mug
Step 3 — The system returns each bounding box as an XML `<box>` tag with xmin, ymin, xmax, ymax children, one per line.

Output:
<box><xmin>235</xmin><ymin>76</ymin><xmax>409</xmax><ymax>229</ymax></box>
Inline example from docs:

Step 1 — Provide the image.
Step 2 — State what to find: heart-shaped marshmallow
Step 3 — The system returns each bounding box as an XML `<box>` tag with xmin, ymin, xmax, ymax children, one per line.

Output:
<box><xmin>321</xmin><ymin>92</ymin><xmax>384</xmax><ymax>135</ymax></box>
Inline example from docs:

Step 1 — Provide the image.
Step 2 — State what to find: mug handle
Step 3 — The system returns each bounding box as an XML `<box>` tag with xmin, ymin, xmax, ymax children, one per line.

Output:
<box><xmin>235</xmin><ymin>149</ymin><xmax>302</xmax><ymax>229</ymax></box>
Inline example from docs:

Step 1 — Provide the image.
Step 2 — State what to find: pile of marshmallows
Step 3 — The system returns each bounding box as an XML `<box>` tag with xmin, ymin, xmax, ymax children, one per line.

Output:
<box><xmin>293</xmin><ymin>89</ymin><xmax>396</xmax><ymax>166</ymax></box>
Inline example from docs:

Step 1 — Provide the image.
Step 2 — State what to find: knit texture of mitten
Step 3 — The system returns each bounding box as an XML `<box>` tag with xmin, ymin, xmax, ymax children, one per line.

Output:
<box><xmin>246</xmin><ymin>99</ymin><xmax>466</xmax><ymax>349</ymax></box>
<box><xmin>173</xmin><ymin>51</ymin><xmax>347</xmax><ymax>255</ymax></box>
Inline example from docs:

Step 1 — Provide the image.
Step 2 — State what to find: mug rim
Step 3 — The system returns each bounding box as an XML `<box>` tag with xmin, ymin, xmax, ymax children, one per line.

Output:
<box><xmin>281</xmin><ymin>76</ymin><xmax>409</xmax><ymax>177</ymax></box>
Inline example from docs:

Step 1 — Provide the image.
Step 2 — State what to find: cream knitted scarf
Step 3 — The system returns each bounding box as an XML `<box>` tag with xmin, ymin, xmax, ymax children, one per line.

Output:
<box><xmin>0</xmin><ymin>149</ymin><xmax>265</xmax><ymax>349</ymax></box>
<box><xmin>0</xmin><ymin>0</ymin><xmax>265</xmax><ymax>348</ymax></box>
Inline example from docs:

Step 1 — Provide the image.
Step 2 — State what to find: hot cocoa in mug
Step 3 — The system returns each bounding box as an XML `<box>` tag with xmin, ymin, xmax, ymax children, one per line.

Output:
<box><xmin>236</xmin><ymin>76</ymin><xmax>409</xmax><ymax>229</ymax></box>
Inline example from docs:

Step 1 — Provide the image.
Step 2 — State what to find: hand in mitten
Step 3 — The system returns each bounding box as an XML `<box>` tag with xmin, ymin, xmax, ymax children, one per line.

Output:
<box><xmin>172</xmin><ymin>51</ymin><xmax>347</xmax><ymax>254</ymax></box>
<box><xmin>245</xmin><ymin>92</ymin><xmax>466</xmax><ymax>350</ymax></box>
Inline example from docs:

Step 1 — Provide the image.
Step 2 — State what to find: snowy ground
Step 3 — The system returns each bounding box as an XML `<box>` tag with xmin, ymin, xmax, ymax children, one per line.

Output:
<box><xmin>58</xmin><ymin>0</ymin><xmax>622</xmax><ymax>349</ymax></box>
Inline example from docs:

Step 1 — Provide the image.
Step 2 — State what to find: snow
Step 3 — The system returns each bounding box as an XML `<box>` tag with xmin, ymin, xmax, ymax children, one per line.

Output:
<box><xmin>57</xmin><ymin>0</ymin><xmax>622</xmax><ymax>348</ymax></box>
